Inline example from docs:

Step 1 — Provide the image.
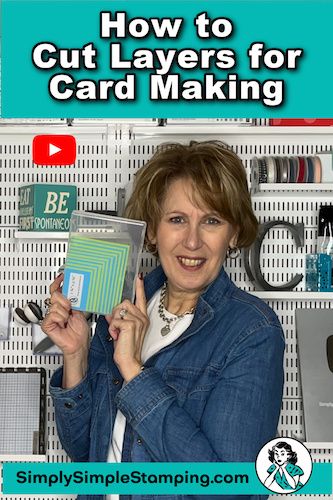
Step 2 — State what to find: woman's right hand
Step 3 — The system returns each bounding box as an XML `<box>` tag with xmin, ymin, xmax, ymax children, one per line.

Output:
<box><xmin>41</xmin><ymin>274</ymin><xmax>90</xmax><ymax>357</ymax></box>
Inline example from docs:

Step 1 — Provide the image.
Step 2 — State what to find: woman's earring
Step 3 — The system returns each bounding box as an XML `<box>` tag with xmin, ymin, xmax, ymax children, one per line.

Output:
<box><xmin>227</xmin><ymin>246</ymin><xmax>241</xmax><ymax>259</ymax></box>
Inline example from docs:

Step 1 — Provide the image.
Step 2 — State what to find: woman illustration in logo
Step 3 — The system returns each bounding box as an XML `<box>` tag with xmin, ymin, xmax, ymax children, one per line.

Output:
<box><xmin>264</xmin><ymin>441</ymin><xmax>304</xmax><ymax>491</ymax></box>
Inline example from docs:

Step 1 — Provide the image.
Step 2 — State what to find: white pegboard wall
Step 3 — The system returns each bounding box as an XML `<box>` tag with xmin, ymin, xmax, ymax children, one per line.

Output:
<box><xmin>1</xmin><ymin>122</ymin><xmax>333</xmax><ymax>498</ymax></box>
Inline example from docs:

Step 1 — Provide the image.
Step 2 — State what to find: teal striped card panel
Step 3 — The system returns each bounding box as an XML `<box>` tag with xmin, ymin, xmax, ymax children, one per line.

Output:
<box><xmin>63</xmin><ymin>236</ymin><xmax>130</xmax><ymax>314</ymax></box>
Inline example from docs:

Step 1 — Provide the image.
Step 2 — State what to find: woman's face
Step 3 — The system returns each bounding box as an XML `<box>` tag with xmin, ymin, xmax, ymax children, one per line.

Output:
<box><xmin>150</xmin><ymin>178</ymin><xmax>237</xmax><ymax>297</ymax></box>
<box><xmin>274</xmin><ymin>447</ymin><xmax>289</xmax><ymax>466</ymax></box>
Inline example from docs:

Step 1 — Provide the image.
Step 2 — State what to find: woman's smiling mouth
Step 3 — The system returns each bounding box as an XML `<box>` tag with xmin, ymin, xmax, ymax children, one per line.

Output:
<box><xmin>177</xmin><ymin>256</ymin><xmax>206</xmax><ymax>269</ymax></box>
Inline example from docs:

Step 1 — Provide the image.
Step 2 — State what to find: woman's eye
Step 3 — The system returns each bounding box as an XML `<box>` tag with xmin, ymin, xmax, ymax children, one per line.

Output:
<box><xmin>169</xmin><ymin>216</ymin><xmax>185</xmax><ymax>224</ymax></box>
<box><xmin>205</xmin><ymin>217</ymin><xmax>222</xmax><ymax>225</ymax></box>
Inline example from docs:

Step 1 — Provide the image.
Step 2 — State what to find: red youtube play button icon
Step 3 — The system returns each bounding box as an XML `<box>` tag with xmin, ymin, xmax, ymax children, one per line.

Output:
<box><xmin>33</xmin><ymin>135</ymin><xmax>76</xmax><ymax>165</ymax></box>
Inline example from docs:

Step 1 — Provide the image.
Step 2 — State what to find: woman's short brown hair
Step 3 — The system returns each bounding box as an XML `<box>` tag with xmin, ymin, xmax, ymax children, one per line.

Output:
<box><xmin>125</xmin><ymin>140</ymin><xmax>258</xmax><ymax>255</ymax></box>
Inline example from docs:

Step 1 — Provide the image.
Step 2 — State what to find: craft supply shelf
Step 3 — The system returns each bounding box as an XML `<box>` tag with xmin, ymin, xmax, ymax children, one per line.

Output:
<box><xmin>133</xmin><ymin>125</ymin><xmax>333</xmax><ymax>136</ymax></box>
<box><xmin>251</xmin><ymin>291</ymin><xmax>333</xmax><ymax>300</ymax></box>
<box><xmin>14</xmin><ymin>232</ymin><xmax>69</xmax><ymax>240</ymax></box>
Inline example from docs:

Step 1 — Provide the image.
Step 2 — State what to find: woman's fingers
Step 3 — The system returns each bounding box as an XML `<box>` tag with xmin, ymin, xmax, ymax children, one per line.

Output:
<box><xmin>42</xmin><ymin>296</ymin><xmax>72</xmax><ymax>333</ymax></box>
<box><xmin>113</xmin><ymin>299</ymin><xmax>147</xmax><ymax>322</ymax></box>
<box><xmin>49</xmin><ymin>290</ymin><xmax>72</xmax><ymax>311</ymax></box>
<box><xmin>103</xmin><ymin>314</ymin><xmax>118</xmax><ymax>340</ymax></box>
<box><xmin>49</xmin><ymin>273</ymin><xmax>64</xmax><ymax>295</ymax></box>
<box><xmin>43</xmin><ymin>310</ymin><xmax>68</xmax><ymax>330</ymax></box>
<box><xmin>135</xmin><ymin>275</ymin><xmax>147</xmax><ymax>315</ymax></box>
<box><xmin>109</xmin><ymin>329</ymin><xmax>120</xmax><ymax>341</ymax></box>
<box><xmin>108</xmin><ymin>310</ymin><xmax>143</xmax><ymax>342</ymax></box>
<box><xmin>104</xmin><ymin>279</ymin><xmax>148</xmax><ymax>347</ymax></box>
<box><xmin>49</xmin><ymin>302</ymin><xmax>70</xmax><ymax>321</ymax></box>
<box><xmin>110</xmin><ymin>317</ymin><xmax>136</xmax><ymax>331</ymax></box>
<box><xmin>109</xmin><ymin>306</ymin><xmax>147</xmax><ymax>332</ymax></box>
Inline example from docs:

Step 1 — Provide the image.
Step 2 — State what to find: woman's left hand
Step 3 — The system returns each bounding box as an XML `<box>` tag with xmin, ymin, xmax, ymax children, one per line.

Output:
<box><xmin>105</xmin><ymin>275</ymin><xmax>149</xmax><ymax>382</ymax></box>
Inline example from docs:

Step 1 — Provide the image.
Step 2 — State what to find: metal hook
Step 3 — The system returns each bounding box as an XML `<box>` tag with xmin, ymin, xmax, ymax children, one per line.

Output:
<box><xmin>326</xmin><ymin>222</ymin><xmax>333</xmax><ymax>255</ymax></box>
<box><xmin>321</xmin><ymin>224</ymin><xmax>328</xmax><ymax>253</ymax></box>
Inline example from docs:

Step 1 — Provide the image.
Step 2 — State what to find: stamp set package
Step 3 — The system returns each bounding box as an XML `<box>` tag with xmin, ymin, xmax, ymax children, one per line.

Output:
<box><xmin>62</xmin><ymin>211</ymin><xmax>146</xmax><ymax>314</ymax></box>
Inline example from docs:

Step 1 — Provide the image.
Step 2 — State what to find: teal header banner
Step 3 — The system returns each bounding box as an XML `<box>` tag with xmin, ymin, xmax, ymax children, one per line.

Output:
<box><xmin>2</xmin><ymin>462</ymin><xmax>332</xmax><ymax>495</ymax></box>
<box><xmin>2</xmin><ymin>0</ymin><xmax>333</xmax><ymax>118</ymax></box>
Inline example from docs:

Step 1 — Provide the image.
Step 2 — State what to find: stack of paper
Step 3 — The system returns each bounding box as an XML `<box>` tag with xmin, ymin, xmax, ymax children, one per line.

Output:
<box><xmin>63</xmin><ymin>235</ymin><xmax>130</xmax><ymax>314</ymax></box>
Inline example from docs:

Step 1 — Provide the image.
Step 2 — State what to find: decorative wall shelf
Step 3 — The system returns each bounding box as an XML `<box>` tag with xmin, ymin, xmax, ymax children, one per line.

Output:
<box><xmin>14</xmin><ymin>232</ymin><xmax>69</xmax><ymax>240</ymax></box>
<box><xmin>252</xmin><ymin>191</ymin><xmax>333</xmax><ymax>200</ymax></box>
<box><xmin>305</xmin><ymin>442</ymin><xmax>333</xmax><ymax>449</ymax></box>
<box><xmin>0</xmin><ymin>454</ymin><xmax>46</xmax><ymax>462</ymax></box>
<box><xmin>251</xmin><ymin>291</ymin><xmax>333</xmax><ymax>300</ymax></box>
<box><xmin>133</xmin><ymin>125</ymin><xmax>333</xmax><ymax>136</ymax></box>
<box><xmin>256</xmin><ymin>183</ymin><xmax>333</xmax><ymax>192</ymax></box>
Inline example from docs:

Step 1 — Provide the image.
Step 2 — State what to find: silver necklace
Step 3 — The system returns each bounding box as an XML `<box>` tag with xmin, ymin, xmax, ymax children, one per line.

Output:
<box><xmin>158</xmin><ymin>282</ymin><xmax>195</xmax><ymax>336</ymax></box>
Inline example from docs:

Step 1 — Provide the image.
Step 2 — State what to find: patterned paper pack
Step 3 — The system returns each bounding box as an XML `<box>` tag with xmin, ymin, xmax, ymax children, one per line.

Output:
<box><xmin>63</xmin><ymin>235</ymin><xmax>130</xmax><ymax>314</ymax></box>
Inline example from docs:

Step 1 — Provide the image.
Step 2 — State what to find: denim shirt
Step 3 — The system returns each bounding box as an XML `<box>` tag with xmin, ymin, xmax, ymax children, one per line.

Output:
<box><xmin>50</xmin><ymin>265</ymin><xmax>285</xmax><ymax>500</ymax></box>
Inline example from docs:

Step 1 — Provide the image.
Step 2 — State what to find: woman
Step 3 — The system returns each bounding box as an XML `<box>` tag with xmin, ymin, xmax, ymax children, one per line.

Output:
<box><xmin>265</xmin><ymin>442</ymin><xmax>304</xmax><ymax>492</ymax></box>
<box><xmin>44</xmin><ymin>140</ymin><xmax>285</xmax><ymax>500</ymax></box>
